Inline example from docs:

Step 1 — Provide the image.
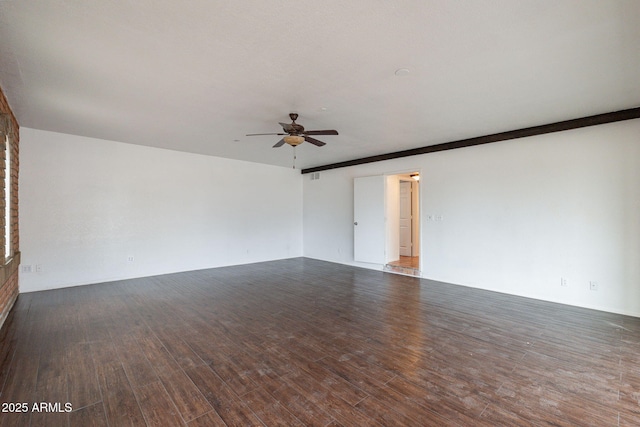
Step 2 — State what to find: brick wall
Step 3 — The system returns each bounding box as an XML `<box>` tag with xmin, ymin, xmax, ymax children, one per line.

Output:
<box><xmin>0</xmin><ymin>85</ymin><xmax>19</xmax><ymax>331</ymax></box>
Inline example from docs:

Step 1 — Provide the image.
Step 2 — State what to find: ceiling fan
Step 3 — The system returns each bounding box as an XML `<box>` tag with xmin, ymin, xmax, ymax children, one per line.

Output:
<box><xmin>246</xmin><ymin>113</ymin><xmax>338</xmax><ymax>147</ymax></box>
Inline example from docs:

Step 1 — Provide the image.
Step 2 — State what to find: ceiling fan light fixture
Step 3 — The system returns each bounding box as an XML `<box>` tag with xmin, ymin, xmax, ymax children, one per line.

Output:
<box><xmin>283</xmin><ymin>135</ymin><xmax>305</xmax><ymax>146</ymax></box>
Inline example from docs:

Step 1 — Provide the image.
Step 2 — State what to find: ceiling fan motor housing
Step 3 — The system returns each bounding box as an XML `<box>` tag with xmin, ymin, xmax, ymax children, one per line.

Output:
<box><xmin>290</xmin><ymin>124</ymin><xmax>304</xmax><ymax>134</ymax></box>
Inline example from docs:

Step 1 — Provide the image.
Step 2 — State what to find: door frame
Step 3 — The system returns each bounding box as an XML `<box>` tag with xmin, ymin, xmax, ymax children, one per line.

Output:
<box><xmin>385</xmin><ymin>169</ymin><xmax>422</xmax><ymax>273</ymax></box>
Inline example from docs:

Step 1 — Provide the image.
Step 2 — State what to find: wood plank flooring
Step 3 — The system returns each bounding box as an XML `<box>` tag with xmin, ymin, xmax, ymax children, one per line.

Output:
<box><xmin>388</xmin><ymin>256</ymin><xmax>419</xmax><ymax>269</ymax></box>
<box><xmin>385</xmin><ymin>257</ymin><xmax>420</xmax><ymax>277</ymax></box>
<box><xmin>0</xmin><ymin>257</ymin><xmax>639</xmax><ymax>426</ymax></box>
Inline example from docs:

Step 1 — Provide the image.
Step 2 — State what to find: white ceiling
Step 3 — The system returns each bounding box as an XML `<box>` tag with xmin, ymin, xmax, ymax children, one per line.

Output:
<box><xmin>1</xmin><ymin>1</ymin><xmax>639</xmax><ymax>170</ymax></box>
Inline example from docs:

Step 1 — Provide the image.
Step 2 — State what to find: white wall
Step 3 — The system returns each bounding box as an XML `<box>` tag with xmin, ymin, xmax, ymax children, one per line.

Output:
<box><xmin>303</xmin><ymin>119</ymin><xmax>640</xmax><ymax>317</ymax></box>
<box><xmin>20</xmin><ymin>128</ymin><xmax>303</xmax><ymax>292</ymax></box>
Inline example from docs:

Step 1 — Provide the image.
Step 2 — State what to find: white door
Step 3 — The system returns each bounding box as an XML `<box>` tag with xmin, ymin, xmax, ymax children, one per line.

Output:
<box><xmin>399</xmin><ymin>181</ymin><xmax>412</xmax><ymax>256</ymax></box>
<box><xmin>354</xmin><ymin>175</ymin><xmax>385</xmax><ymax>264</ymax></box>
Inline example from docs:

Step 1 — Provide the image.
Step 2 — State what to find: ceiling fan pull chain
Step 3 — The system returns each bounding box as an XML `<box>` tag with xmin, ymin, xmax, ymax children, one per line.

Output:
<box><xmin>292</xmin><ymin>146</ymin><xmax>296</xmax><ymax>169</ymax></box>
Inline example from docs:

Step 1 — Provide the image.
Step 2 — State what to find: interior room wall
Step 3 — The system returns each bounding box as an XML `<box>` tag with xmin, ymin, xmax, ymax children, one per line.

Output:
<box><xmin>303</xmin><ymin>119</ymin><xmax>640</xmax><ymax>317</ymax></box>
<box><xmin>20</xmin><ymin>128</ymin><xmax>303</xmax><ymax>292</ymax></box>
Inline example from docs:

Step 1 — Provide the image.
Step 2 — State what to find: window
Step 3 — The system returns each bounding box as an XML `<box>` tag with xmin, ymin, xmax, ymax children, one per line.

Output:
<box><xmin>0</xmin><ymin>113</ymin><xmax>11</xmax><ymax>262</ymax></box>
<box><xmin>4</xmin><ymin>133</ymin><xmax>10</xmax><ymax>260</ymax></box>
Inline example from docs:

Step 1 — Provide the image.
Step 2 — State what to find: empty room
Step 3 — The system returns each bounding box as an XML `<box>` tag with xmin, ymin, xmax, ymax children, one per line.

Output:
<box><xmin>1</xmin><ymin>1</ymin><xmax>639</xmax><ymax>426</ymax></box>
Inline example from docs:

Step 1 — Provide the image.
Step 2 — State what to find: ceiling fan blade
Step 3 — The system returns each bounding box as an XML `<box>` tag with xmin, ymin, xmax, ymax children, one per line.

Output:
<box><xmin>273</xmin><ymin>138</ymin><xmax>286</xmax><ymax>148</ymax></box>
<box><xmin>246</xmin><ymin>133</ymin><xmax>287</xmax><ymax>136</ymax></box>
<box><xmin>304</xmin><ymin>129</ymin><xmax>339</xmax><ymax>136</ymax></box>
<box><xmin>279</xmin><ymin>122</ymin><xmax>294</xmax><ymax>132</ymax></box>
<box><xmin>304</xmin><ymin>136</ymin><xmax>326</xmax><ymax>147</ymax></box>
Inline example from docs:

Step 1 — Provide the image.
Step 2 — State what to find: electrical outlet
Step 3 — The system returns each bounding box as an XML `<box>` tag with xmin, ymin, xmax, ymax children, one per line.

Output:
<box><xmin>21</xmin><ymin>265</ymin><xmax>32</xmax><ymax>273</ymax></box>
<box><xmin>589</xmin><ymin>281</ymin><xmax>598</xmax><ymax>291</ymax></box>
<box><xmin>560</xmin><ymin>277</ymin><xmax>568</xmax><ymax>287</ymax></box>
<box><xmin>35</xmin><ymin>264</ymin><xmax>42</xmax><ymax>273</ymax></box>
<box><xmin>127</xmin><ymin>256</ymin><xmax>135</xmax><ymax>262</ymax></box>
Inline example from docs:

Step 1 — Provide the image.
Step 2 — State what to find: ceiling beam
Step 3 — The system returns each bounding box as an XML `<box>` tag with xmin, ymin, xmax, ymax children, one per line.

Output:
<box><xmin>301</xmin><ymin>107</ymin><xmax>640</xmax><ymax>174</ymax></box>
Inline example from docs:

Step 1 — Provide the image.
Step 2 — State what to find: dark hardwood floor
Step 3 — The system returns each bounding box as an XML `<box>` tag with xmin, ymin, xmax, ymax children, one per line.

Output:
<box><xmin>0</xmin><ymin>257</ymin><xmax>638</xmax><ymax>426</ymax></box>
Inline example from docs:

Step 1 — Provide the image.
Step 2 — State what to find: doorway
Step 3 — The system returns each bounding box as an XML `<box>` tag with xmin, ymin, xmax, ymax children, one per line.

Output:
<box><xmin>353</xmin><ymin>172</ymin><xmax>421</xmax><ymax>277</ymax></box>
<box><xmin>385</xmin><ymin>172</ymin><xmax>420</xmax><ymax>276</ymax></box>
